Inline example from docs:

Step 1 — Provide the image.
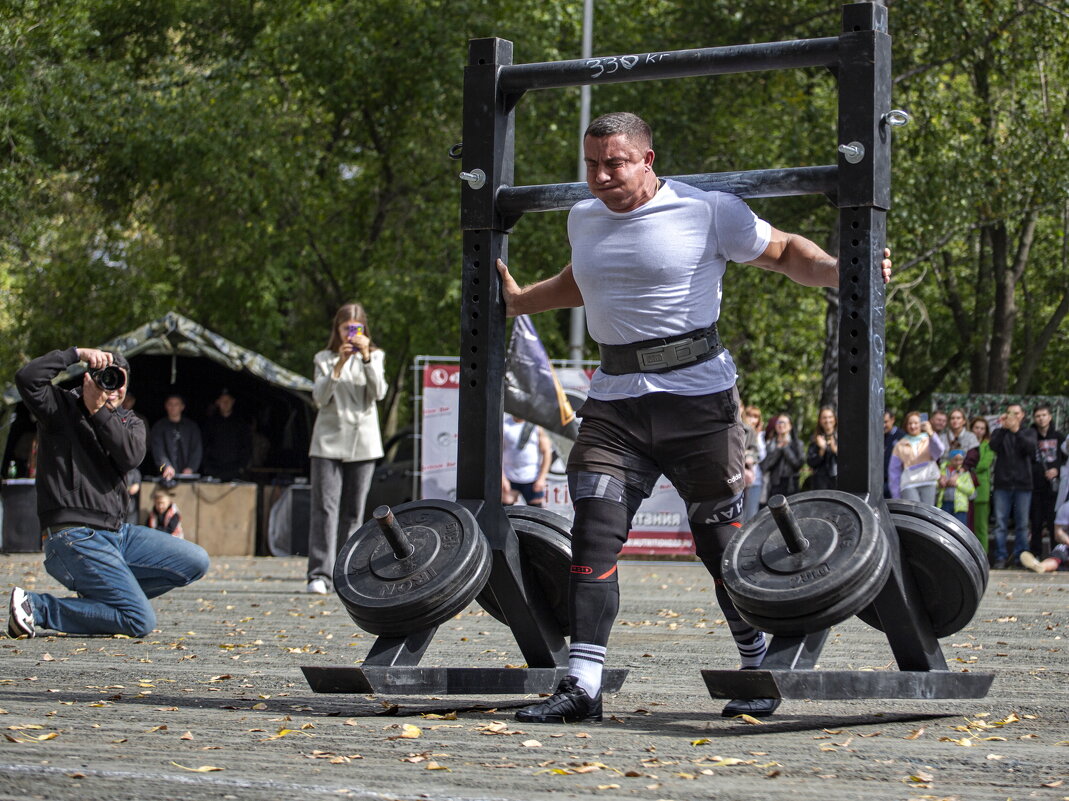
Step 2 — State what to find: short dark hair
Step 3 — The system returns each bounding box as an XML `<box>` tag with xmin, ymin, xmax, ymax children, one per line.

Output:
<box><xmin>585</xmin><ymin>112</ymin><xmax>652</xmax><ymax>150</ymax></box>
<box><xmin>1034</xmin><ymin>403</ymin><xmax>1052</xmax><ymax>415</ymax></box>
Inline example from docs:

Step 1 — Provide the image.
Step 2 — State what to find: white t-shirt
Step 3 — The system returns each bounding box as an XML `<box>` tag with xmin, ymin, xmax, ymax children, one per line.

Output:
<box><xmin>502</xmin><ymin>415</ymin><xmax>542</xmax><ymax>484</ymax></box>
<box><xmin>568</xmin><ymin>179</ymin><xmax>771</xmax><ymax>400</ymax></box>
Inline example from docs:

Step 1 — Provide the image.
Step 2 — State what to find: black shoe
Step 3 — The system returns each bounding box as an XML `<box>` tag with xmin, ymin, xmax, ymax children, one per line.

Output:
<box><xmin>7</xmin><ymin>587</ymin><xmax>35</xmax><ymax>639</ymax></box>
<box><xmin>721</xmin><ymin>666</ymin><xmax>781</xmax><ymax>718</ymax></box>
<box><xmin>721</xmin><ymin>696</ymin><xmax>781</xmax><ymax>718</ymax></box>
<box><xmin>515</xmin><ymin>676</ymin><xmax>602</xmax><ymax>723</ymax></box>
<box><xmin>992</xmin><ymin>558</ymin><xmax>1007</xmax><ymax>570</ymax></box>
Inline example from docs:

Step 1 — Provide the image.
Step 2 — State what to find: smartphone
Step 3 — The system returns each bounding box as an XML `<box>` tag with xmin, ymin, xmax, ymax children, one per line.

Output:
<box><xmin>346</xmin><ymin>323</ymin><xmax>364</xmax><ymax>339</ymax></box>
<box><xmin>919</xmin><ymin>413</ymin><xmax>929</xmax><ymax>423</ymax></box>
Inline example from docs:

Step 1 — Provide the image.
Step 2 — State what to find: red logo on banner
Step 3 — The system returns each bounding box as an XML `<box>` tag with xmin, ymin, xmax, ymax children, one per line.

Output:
<box><xmin>570</xmin><ymin>565</ymin><xmax>593</xmax><ymax>575</ymax></box>
<box><xmin>425</xmin><ymin>364</ymin><xmax>461</xmax><ymax>388</ymax></box>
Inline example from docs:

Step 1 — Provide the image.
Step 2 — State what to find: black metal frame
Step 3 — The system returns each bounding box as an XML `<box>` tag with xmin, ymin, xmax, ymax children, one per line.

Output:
<box><xmin>304</xmin><ymin>2</ymin><xmax>993</xmax><ymax>701</ymax></box>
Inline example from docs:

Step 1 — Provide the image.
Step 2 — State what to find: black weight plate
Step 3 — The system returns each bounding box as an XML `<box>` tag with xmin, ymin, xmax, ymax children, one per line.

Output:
<box><xmin>857</xmin><ymin>512</ymin><xmax>984</xmax><ymax>638</ymax></box>
<box><xmin>334</xmin><ymin>499</ymin><xmax>492</xmax><ymax>637</ymax></box>
<box><xmin>722</xmin><ymin>491</ymin><xmax>882</xmax><ymax>619</ymax></box>
<box><xmin>477</xmin><ymin>506</ymin><xmax>573</xmax><ymax>635</ymax></box>
<box><xmin>735</xmin><ymin>509</ymin><xmax>892</xmax><ymax>636</ymax></box>
<box><xmin>885</xmin><ymin>499</ymin><xmax>989</xmax><ymax>593</ymax></box>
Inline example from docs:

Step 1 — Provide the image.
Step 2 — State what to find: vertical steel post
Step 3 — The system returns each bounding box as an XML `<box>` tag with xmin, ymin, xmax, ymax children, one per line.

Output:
<box><xmin>835</xmin><ymin>2</ymin><xmax>891</xmax><ymax>499</ymax></box>
<box><xmin>836</xmin><ymin>4</ymin><xmax>948</xmax><ymax>671</ymax></box>
<box><xmin>461</xmin><ymin>39</ymin><xmax>568</xmax><ymax>667</ymax></box>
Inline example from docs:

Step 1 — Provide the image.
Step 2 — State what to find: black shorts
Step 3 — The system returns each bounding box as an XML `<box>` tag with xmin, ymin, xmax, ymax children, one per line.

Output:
<box><xmin>566</xmin><ymin>386</ymin><xmax>745</xmax><ymax>504</ymax></box>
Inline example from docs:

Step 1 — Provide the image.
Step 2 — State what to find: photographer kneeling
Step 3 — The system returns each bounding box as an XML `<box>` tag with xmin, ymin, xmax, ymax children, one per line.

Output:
<box><xmin>7</xmin><ymin>348</ymin><xmax>209</xmax><ymax>639</ymax></box>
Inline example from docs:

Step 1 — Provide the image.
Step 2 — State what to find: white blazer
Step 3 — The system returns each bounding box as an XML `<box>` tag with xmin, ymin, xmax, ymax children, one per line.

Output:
<box><xmin>308</xmin><ymin>348</ymin><xmax>387</xmax><ymax>462</ymax></box>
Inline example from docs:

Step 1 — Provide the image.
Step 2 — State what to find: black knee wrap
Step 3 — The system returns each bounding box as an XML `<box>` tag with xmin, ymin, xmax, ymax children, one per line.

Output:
<box><xmin>568</xmin><ymin>494</ymin><xmax>632</xmax><ymax>647</ymax></box>
<box><xmin>687</xmin><ymin>494</ymin><xmax>744</xmax><ymax>579</ymax></box>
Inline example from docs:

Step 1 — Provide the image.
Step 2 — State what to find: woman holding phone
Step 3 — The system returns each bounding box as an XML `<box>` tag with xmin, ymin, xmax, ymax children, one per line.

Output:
<box><xmin>305</xmin><ymin>302</ymin><xmax>387</xmax><ymax>594</ymax></box>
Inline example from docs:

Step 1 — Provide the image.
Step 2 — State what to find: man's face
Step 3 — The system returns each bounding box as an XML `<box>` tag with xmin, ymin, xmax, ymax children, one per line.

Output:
<box><xmin>1034</xmin><ymin>408</ymin><xmax>1051</xmax><ymax>429</ymax></box>
<box><xmin>165</xmin><ymin>397</ymin><xmax>185</xmax><ymax>420</ymax></box>
<box><xmin>930</xmin><ymin>411</ymin><xmax>947</xmax><ymax>432</ymax></box>
<box><xmin>949</xmin><ymin>410</ymin><xmax>966</xmax><ymax>431</ymax></box>
<box><xmin>584</xmin><ymin>133</ymin><xmax>656</xmax><ymax>213</ymax></box>
<box><xmin>1005</xmin><ymin>405</ymin><xmax>1024</xmax><ymax>429</ymax></box>
<box><xmin>217</xmin><ymin>394</ymin><xmax>235</xmax><ymax>417</ymax></box>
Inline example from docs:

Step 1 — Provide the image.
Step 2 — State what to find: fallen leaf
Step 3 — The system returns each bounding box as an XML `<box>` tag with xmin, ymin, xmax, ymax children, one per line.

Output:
<box><xmin>399</xmin><ymin>725</ymin><xmax>421</xmax><ymax>740</ymax></box>
<box><xmin>904</xmin><ymin>728</ymin><xmax>925</xmax><ymax>740</ymax></box>
<box><xmin>170</xmin><ymin>763</ymin><xmax>222</xmax><ymax>772</ymax></box>
<box><xmin>522</xmin><ymin>739</ymin><xmax>542</xmax><ymax>748</ymax></box>
<box><xmin>180</xmin><ymin>731</ymin><xmax>194</xmax><ymax>741</ymax></box>
<box><xmin>425</xmin><ymin>761</ymin><xmax>450</xmax><ymax>771</ymax></box>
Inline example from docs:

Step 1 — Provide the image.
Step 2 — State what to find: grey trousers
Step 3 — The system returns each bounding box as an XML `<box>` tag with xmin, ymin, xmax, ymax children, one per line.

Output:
<box><xmin>306</xmin><ymin>456</ymin><xmax>375</xmax><ymax>586</ymax></box>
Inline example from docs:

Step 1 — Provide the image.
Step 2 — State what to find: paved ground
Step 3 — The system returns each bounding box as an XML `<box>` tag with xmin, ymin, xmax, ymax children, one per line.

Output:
<box><xmin>0</xmin><ymin>552</ymin><xmax>1066</xmax><ymax>801</ymax></box>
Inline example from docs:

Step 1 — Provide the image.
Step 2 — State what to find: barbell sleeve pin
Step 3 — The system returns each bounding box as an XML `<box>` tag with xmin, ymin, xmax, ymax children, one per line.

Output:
<box><xmin>767</xmin><ymin>495</ymin><xmax>810</xmax><ymax>554</ymax></box>
<box><xmin>374</xmin><ymin>505</ymin><xmax>415</xmax><ymax>560</ymax></box>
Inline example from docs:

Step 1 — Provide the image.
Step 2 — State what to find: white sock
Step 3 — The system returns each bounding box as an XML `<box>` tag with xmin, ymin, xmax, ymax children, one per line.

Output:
<box><xmin>737</xmin><ymin>630</ymin><xmax>768</xmax><ymax>668</ymax></box>
<box><xmin>567</xmin><ymin>642</ymin><xmax>606</xmax><ymax>697</ymax></box>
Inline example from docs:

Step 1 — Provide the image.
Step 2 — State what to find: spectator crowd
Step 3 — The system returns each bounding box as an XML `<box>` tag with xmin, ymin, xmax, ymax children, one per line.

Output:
<box><xmin>740</xmin><ymin>402</ymin><xmax>1069</xmax><ymax>573</ymax></box>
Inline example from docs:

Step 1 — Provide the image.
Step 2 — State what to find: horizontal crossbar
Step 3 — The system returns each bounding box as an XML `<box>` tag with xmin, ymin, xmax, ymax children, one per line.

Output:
<box><xmin>496</xmin><ymin>165</ymin><xmax>837</xmax><ymax>216</ymax></box>
<box><xmin>701</xmin><ymin>669</ymin><xmax>995</xmax><ymax>700</ymax></box>
<box><xmin>499</xmin><ymin>37</ymin><xmax>839</xmax><ymax>93</ymax></box>
<box><xmin>302</xmin><ymin>666</ymin><xmax>629</xmax><ymax>695</ymax></box>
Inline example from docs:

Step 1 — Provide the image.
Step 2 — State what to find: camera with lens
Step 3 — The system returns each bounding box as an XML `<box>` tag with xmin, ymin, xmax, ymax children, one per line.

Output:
<box><xmin>89</xmin><ymin>365</ymin><xmax>126</xmax><ymax>391</ymax></box>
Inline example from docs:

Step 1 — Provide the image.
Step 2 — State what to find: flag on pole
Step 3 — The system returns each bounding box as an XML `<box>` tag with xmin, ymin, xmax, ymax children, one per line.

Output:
<box><xmin>504</xmin><ymin>315</ymin><xmax>579</xmax><ymax>439</ymax></box>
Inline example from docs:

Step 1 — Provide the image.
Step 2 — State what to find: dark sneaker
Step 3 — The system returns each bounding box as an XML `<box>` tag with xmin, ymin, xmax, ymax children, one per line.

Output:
<box><xmin>721</xmin><ymin>696</ymin><xmax>781</xmax><ymax>718</ymax></box>
<box><xmin>515</xmin><ymin>676</ymin><xmax>602</xmax><ymax>723</ymax></box>
<box><xmin>722</xmin><ymin>666</ymin><xmax>781</xmax><ymax>718</ymax></box>
<box><xmin>7</xmin><ymin>587</ymin><xmax>35</xmax><ymax>639</ymax></box>
<box><xmin>992</xmin><ymin>558</ymin><xmax>1007</xmax><ymax>570</ymax></box>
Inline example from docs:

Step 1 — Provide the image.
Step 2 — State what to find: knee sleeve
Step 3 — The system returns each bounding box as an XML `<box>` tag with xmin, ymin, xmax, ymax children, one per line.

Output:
<box><xmin>687</xmin><ymin>494</ymin><xmax>744</xmax><ymax>579</ymax></box>
<box><xmin>568</xmin><ymin>497</ymin><xmax>629</xmax><ymax>646</ymax></box>
<box><xmin>567</xmin><ymin>471</ymin><xmax>647</xmax><ymax>647</ymax></box>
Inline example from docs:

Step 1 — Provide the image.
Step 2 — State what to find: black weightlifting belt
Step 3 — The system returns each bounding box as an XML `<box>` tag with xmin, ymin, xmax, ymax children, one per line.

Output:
<box><xmin>598</xmin><ymin>324</ymin><xmax>723</xmax><ymax>375</ymax></box>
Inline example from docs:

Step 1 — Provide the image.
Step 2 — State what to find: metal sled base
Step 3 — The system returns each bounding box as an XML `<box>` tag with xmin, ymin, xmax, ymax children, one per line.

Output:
<box><xmin>302</xmin><ymin>665</ymin><xmax>629</xmax><ymax>696</ymax></box>
<box><xmin>701</xmin><ymin>668</ymin><xmax>994</xmax><ymax>700</ymax></box>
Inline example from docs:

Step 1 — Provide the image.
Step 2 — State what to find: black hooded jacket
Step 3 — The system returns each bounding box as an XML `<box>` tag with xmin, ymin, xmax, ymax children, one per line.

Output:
<box><xmin>15</xmin><ymin>347</ymin><xmax>146</xmax><ymax>531</ymax></box>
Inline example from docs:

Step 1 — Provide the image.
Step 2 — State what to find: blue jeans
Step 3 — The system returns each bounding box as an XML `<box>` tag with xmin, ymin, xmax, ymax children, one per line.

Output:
<box><xmin>940</xmin><ymin>502</ymin><xmax>968</xmax><ymax>526</ymax></box>
<box><xmin>992</xmin><ymin>489</ymin><xmax>1032</xmax><ymax>562</ymax></box>
<box><xmin>27</xmin><ymin>524</ymin><xmax>210</xmax><ymax>637</ymax></box>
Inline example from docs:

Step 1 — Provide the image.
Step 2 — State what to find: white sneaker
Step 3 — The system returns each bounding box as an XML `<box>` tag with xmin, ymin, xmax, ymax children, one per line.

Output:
<box><xmin>8</xmin><ymin>587</ymin><xmax>35</xmax><ymax>639</ymax></box>
<box><xmin>306</xmin><ymin>579</ymin><xmax>328</xmax><ymax>595</ymax></box>
<box><xmin>1019</xmin><ymin>551</ymin><xmax>1043</xmax><ymax>573</ymax></box>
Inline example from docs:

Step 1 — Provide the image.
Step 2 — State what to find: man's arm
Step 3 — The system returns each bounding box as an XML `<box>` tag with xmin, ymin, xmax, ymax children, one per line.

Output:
<box><xmin>496</xmin><ymin>260</ymin><xmax>583</xmax><ymax>318</ymax></box>
<box><xmin>14</xmin><ymin>347</ymin><xmax>81</xmax><ymax>425</ymax></box>
<box><xmin>747</xmin><ymin>228</ymin><xmax>892</xmax><ymax>288</ymax></box>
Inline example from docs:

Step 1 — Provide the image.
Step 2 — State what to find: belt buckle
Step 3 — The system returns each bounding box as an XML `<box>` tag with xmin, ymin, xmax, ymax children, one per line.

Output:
<box><xmin>637</xmin><ymin>337</ymin><xmax>703</xmax><ymax>371</ymax></box>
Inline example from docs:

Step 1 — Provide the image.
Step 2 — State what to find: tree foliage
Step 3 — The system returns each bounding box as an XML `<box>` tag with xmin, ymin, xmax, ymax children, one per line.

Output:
<box><xmin>1</xmin><ymin>0</ymin><xmax>1066</xmax><ymax>440</ymax></box>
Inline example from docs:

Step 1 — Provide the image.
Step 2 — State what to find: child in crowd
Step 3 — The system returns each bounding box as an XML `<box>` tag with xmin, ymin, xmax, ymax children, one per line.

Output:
<box><xmin>146</xmin><ymin>487</ymin><xmax>184</xmax><ymax>539</ymax></box>
<box><xmin>1021</xmin><ymin>500</ymin><xmax>1069</xmax><ymax>573</ymax></box>
<box><xmin>937</xmin><ymin>449</ymin><xmax>975</xmax><ymax>525</ymax></box>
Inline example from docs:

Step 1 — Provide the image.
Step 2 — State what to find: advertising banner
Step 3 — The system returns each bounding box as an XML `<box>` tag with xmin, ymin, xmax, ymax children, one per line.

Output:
<box><xmin>420</xmin><ymin>363</ymin><xmax>694</xmax><ymax>556</ymax></box>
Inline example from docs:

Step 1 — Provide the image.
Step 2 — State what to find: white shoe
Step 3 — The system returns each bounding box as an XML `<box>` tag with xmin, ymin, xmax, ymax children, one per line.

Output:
<box><xmin>1019</xmin><ymin>551</ymin><xmax>1043</xmax><ymax>573</ymax></box>
<box><xmin>306</xmin><ymin>579</ymin><xmax>328</xmax><ymax>595</ymax></box>
<box><xmin>8</xmin><ymin>587</ymin><xmax>36</xmax><ymax>639</ymax></box>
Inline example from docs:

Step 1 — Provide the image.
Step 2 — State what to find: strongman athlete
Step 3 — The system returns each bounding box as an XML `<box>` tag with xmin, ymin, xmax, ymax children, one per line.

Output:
<box><xmin>497</xmin><ymin>112</ymin><xmax>892</xmax><ymax>723</ymax></box>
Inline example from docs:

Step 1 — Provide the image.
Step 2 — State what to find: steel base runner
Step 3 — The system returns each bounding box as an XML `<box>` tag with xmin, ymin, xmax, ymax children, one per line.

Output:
<box><xmin>302</xmin><ymin>666</ymin><xmax>629</xmax><ymax>696</ymax></box>
<box><xmin>701</xmin><ymin>669</ymin><xmax>995</xmax><ymax>701</ymax></box>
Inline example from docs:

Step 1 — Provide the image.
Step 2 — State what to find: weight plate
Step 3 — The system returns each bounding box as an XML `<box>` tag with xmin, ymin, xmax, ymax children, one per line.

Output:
<box><xmin>857</xmin><ymin>510</ymin><xmax>985</xmax><ymax>638</ymax></box>
<box><xmin>722</xmin><ymin>491</ymin><xmax>884</xmax><ymax>621</ymax></box>
<box><xmin>477</xmin><ymin>506</ymin><xmax>573</xmax><ymax>635</ymax></box>
<box><xmin>735</xmin><ymin>522</ymin><xmax>891</xmax><ymax>636</ymax></box>
<box><xmin>886</xmin><ymin>499</ymin><xmax>989</xmax><ymax>593</ymax></box>
<box><xmin>333</xmin><ymin>499</ymin><xmax>491</xmax><ymax>637</ymax></box>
